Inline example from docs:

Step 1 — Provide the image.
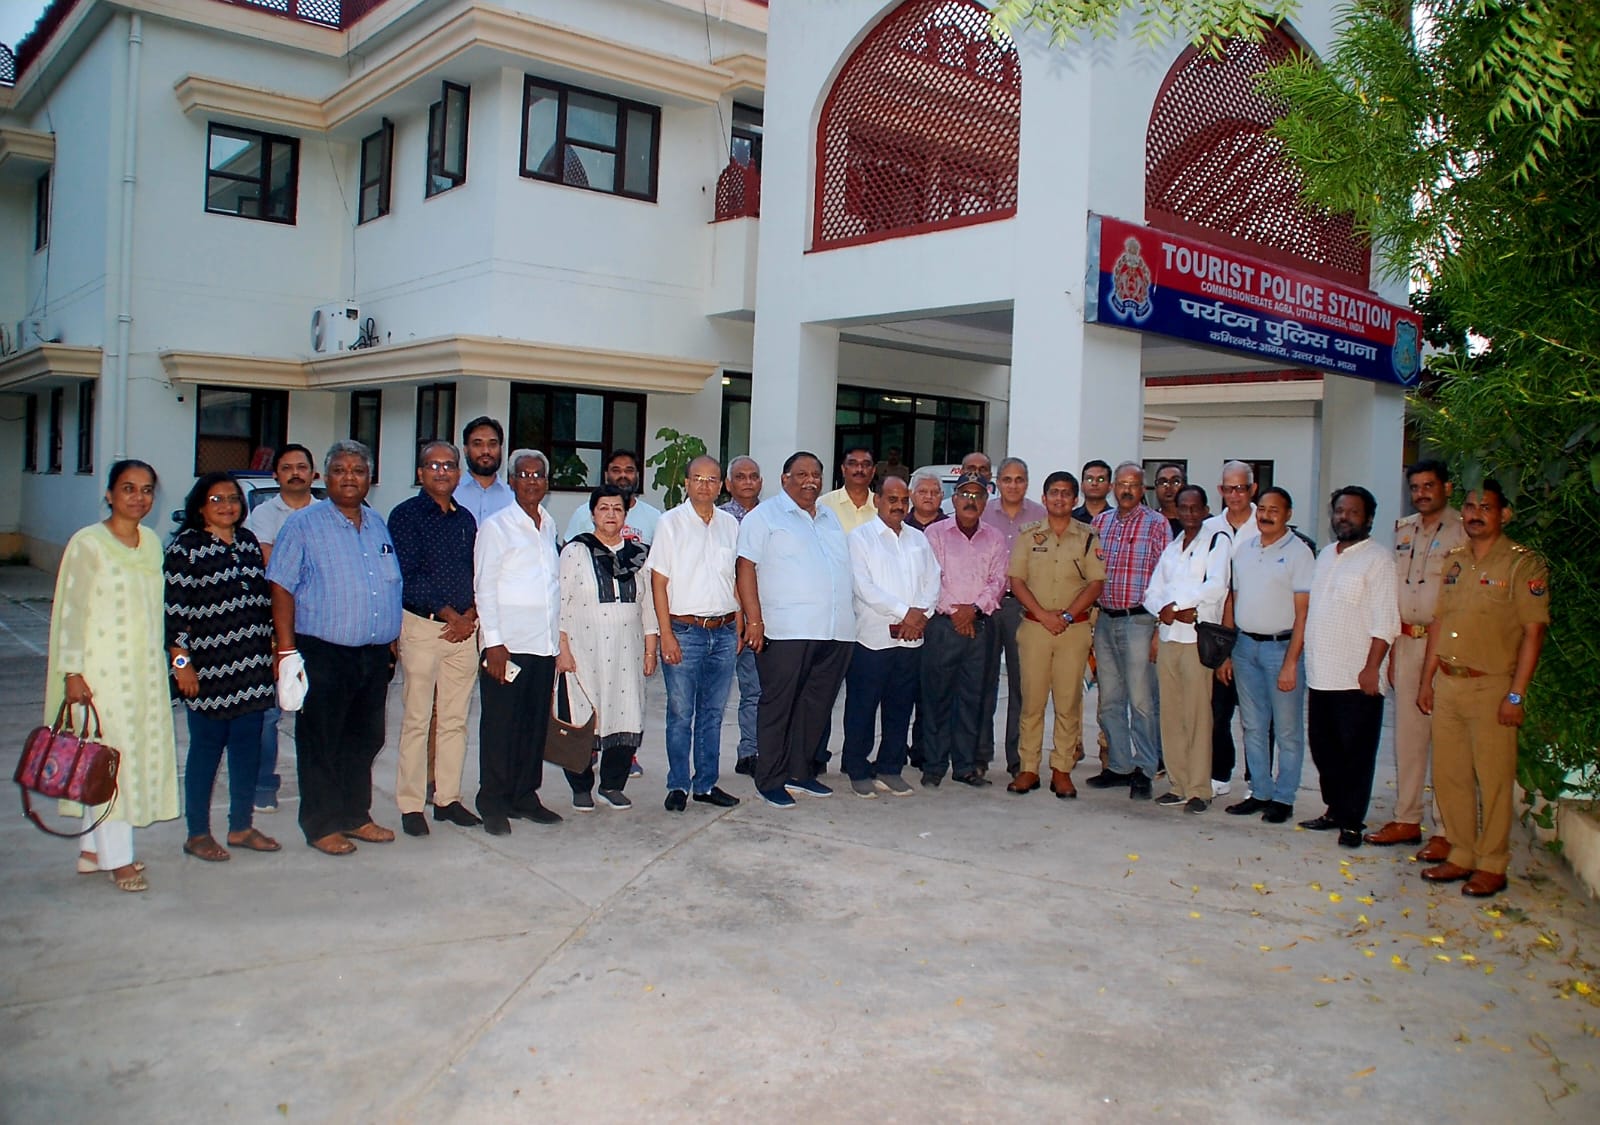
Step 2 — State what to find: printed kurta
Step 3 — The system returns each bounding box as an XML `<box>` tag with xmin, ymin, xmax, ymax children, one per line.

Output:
<box><xmin>558</xmin><ymin>540</ymin><xmax>659</xmax><ymax>749</ymax></box>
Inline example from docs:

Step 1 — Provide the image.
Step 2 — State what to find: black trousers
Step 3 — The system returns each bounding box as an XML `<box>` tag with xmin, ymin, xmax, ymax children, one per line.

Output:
<box><xmin>754</xmin><ymin>639</ymin><xmax>851</xmax><ymax>792</ymax></box>
<box><xmin>920</xmin><ymin>613</ymin><xmax>988</xmax><ymax>779</ymax></box>
<box><xmin>566</xmin><ymin>744</ymin><xmax>634</xmax><ymax>794</ymax></box>
<box><xmin>477</xmin><ymin>653</ymin><xmax>555</xmax><ymax>816</ymax></box>
<box><xmin>978</xmin><ymin>594</ymin><xmax>1021</xmax><ymax>771</ymax></box>
<box><xmin>296</xmin><ymin>635</ymin><xmax>393</xmax><ymax>843</ymax></box>
<box><xmin>1307</xmin><ymin>688</ymin><xmax>1385</xmax><ymax>829</ymax></box>
<box><xmin>1211</xmin><ymin>673</ymin><xmax>1237</xmax><ymax>782</ymax></box>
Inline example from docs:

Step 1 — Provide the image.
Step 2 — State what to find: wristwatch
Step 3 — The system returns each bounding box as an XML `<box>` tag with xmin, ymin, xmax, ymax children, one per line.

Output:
<box><xmin>1061</xmin><ymin>611</ymin><xmax>1076</xmax><ymax>624</ymax></box>
<box><xmin>1506</xmin><ymin>691</ymin><xmax>1523</xmax><ymax>706</ymax></box>
<box><xmin>171</xmin><ymin>653</ymin><xmax>191</xmax><ymax>670</ymax></box>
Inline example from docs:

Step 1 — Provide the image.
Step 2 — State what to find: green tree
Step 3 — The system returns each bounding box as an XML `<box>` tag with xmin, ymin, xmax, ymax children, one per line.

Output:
<box><xmin>646</xmin><ymin>427</ymin><xmax>708</xmax><ymax>510</ymax></box>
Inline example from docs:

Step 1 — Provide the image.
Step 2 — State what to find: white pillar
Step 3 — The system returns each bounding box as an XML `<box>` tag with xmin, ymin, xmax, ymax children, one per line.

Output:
<box><xmin>749</xmin><ymin>320</ymin><xmax>839</xmax><ymax>484</ymax></box>
<box><xmin>1317</xmin><ymin>376</ymin><xmax>1407</xmax><ymax>545</ymax></box>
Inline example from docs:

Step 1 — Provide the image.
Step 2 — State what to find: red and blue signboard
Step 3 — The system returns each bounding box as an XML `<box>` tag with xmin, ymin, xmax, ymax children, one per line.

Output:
<box><xmin>1084</xmin><ymin>214</ymin><xmax>1423</xmax><ymax>386</ymax></box>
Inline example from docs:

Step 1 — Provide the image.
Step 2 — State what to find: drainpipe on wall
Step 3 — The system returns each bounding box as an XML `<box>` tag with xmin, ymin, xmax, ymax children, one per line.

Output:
<box><xmin>110</xmin><ymin>13</ymin><xmax>141</xmax><ymax>459</ymax></box>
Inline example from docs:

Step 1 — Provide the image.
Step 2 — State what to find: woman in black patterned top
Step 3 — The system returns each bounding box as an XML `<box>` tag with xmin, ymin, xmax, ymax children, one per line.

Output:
<box><xmin>165</xmin><ymin>472</ymin><xmax>280</xmax><ymax>861</ymax></box>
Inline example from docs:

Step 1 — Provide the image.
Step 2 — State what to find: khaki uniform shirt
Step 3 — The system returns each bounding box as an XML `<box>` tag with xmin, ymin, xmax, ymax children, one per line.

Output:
<box><xmin>1008</xmin><ymin>519</ymin><xmax>1106</xmax><ymax>611</ymax></box>
<box><xmin>1395</xmin><ymin>509</ymin><xmax>1466</xmax><ymax>629</ymax></box>
<box><xmin>1433</xmin><ymin>536</ymin><xmax>1550</xmax><ymax>676</ymax></box>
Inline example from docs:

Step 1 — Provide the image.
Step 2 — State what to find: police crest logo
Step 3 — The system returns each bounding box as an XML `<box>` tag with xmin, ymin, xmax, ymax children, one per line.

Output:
<box><xmin>1032</xmin><ymin>532</ymin><xmax>1048</xmax><ymax>545</ymax></box>
<box><xmin>1444</xmin><ymin>561</ymin><xmax>1461</xmax><ymax>585</ymax></box>
<box><xmin>1392</xmin><ymin>319</ymin><xmax>1422</xmax><ymax>383</ymax></box>
<box><xmin>1108</xmin><ymin>237</ymin><xmax>1154</xmax><ymax>324</ymax></box>
<box><xmin>1529</xmin><ymin>578</ymin><xmax>1548</xmax><ymax>597</ymax></box>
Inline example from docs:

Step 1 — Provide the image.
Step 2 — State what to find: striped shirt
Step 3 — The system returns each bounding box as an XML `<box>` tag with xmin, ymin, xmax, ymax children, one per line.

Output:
<box><xmin>266</xmin><ymin>500</ymin><xmax>403</xmax><ymax>647</ymax></box>
<box><xmin>1092</xmin><ymin>505</ymin><xmax>1173</xmax><ymax>610</ymax></box>
<box><xmin>164</xmin><ymin>527</ymin><xmax>275</xmax><ymax>718</ymax></box>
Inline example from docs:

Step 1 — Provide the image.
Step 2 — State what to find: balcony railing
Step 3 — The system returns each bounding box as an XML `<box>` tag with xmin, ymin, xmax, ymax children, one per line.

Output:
<box><xmin>713</xmin><ymin>159</ymin><xmax>761</xmax><ymax>221</ymax></box>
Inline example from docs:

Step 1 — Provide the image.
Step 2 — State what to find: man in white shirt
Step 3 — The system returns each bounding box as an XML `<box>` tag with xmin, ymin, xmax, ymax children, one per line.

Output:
<box><xmin>649</xmin><ymin>455</ymin><xmax>742</xmax><ymax>812</ymax></box>
<box><xmin>452</xmin><ymin>417</ymin><xmax>514</xmax><ymax>526</ymax></box>
<box><xmin>1301</xmin><ymin>485</ymin><xmax>1400</xmax><ymax>848</ymax></box>
<box><xmin>1200</xmin><ymin>460</ymin><xmax>1259</xmax><ymax>797</ymax></box>
<box><xmin>474</xmin><ymin>449</ymin><xmax>564</xmax><ymax>836</ymax></box>
<box><xmin>1144</xmin><ymin>485</ymin><xmax>1231</xmax><ymax>811</ymax></box>
<box><xmin>564</xmin><ymin>449</ymin><xmax>663</xmax><ymax>545</ymax></box>
<box><xmin>842</xmin><ymin>476</ymin><xmax>941</xmax><ymax>798</ymax></box>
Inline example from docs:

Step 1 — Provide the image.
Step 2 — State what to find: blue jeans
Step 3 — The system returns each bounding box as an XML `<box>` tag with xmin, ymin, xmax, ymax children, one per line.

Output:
<box><xmin>1232</xmin><ymin>634</ymin><xmax>1305</xmax><ymax>805</ymax></box>
<box><xmin>735</xmin><ymin>646</ymin><xmax>760</xmax><ymax>760</ymax></box>
<box><xmin>661</xmin><ymin>621</ymin><xmax>738</xmax><ymax>794</ymax></box>
<box><xmin>256</xmin><ymin>705</ymin><xmax>282</xmax><ymax>804</ymax></box>
<box><xmin>1095</xmin><ymin>612</ymin><xmax>1160</xmax><ymax>777</ymax></box>
<box><xmin>842</xmin><ymin>644</ymin><xmax>920</xmax><ymax>780</ymax></box>
<box><xmin>185</xmin><ymin>708</ymin><xmax>266</xmax><ymax>837</ymax></box>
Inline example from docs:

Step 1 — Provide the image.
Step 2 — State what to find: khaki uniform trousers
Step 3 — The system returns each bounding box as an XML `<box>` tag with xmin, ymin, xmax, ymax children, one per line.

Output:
<box><xmin>1017</xmin><ymin>618</ymin><xmax>1093</xmax><ymax>774</ymax></box>
<box><xmin>397</xmin><ymin>611</ymin><xmax>478</xmax><ymax>813</ymax></box>
<box><xmin>1389</xmin><ymin>632</ymin><xmax>1438</xmax><ymax>826</ymax></box>
<box><xmin>1158</xmin><ymin>640</ymin><xmax>1213</xmax><ymax>801</ymax></box>
<box><xmin>1431</xmin><ymin>673</ymin><xmax>1518</xmax><ymax>875</ymax></box>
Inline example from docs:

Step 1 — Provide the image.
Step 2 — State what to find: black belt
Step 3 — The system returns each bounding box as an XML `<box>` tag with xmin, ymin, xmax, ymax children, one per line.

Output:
<box><xmin>1098</xmin><ymin>605</ymin><xmax>1149</xmax><ymax>618</ymax></box>
<box><xmin>1242</xmin><ymin>629</ymin><xmax>1294</xmax><ymax>642</ymax></box>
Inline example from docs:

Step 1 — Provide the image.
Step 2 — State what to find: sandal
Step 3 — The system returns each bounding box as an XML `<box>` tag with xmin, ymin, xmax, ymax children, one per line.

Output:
<box><xmin>310</xmin><ymin>832</ymin><xmax>357</xmax><ymax>856</ymax></box>
<box><xmin>79</xmin><ymin>852</ymin><xmax>145</xmax><ymax>875</ymax></box>
<box><xmin>227</xmin><ymin>827</ymin><xmax>281</xmax><ymax>852</ymax></box>
<box><xmin>110</xmin><ymin>865</ymin><xmax>149</xmax><ymax>892</ymax></box>
<box><xmin>183</xmin><ymin>835</ymin><xmax>231</xmax><ymax>862</ymax></box>
<box><xmin>341</xmin><ymin>821</ymin><xmax>396</xmax><ymax>844</ymax></box>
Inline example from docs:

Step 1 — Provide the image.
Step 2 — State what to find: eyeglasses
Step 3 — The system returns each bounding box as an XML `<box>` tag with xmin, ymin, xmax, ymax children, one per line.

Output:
<box><xmin>844</xmin><ymin>460</ymin><xmax>875</xmax><ymax>470</ymax></box>
<box><xmin>689</xmin><ymin>475</ymin><xmax>721</xmax><ymax>485</ymax></box>
<box><xmin>423</xmin><ymin>460</ymin><xmax>459</xmax><ymax>473</ymax></box>
<box><xmin>1083</xmin><ymin>475</ymin><xmax>1109</xmax><ymax>484</ymax></box>
<box><xmin>206</xmin><ymin>494</ymin><xmax>242</xmax><ymax>505</ymax></box>
<box><xmin>955</xmin><ymin>492</ymin><xmax>986</xmax><ymax>502</ymax></box>
<box><xmin>1220</xmin><ymin>484</ymin><xmax>1252</xmax><ymax>494</ymax></box>
<box><xmin>1156</xmin><ymin>477</ymin><xmax>1183</xmax><ymax>488</ymax></box>
<box><xmin>1044</xmin><ymin>489</ymin><xmax>1076</xmax><ymax>499</ymax></box>
<box><xmin>513</xmin><ymin>470</ymin><xmax>547</xmax><ymax>481</ymax></box>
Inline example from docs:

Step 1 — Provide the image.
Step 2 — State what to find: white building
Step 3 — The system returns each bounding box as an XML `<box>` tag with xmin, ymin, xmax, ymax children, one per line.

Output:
<box><xmin>0</xmin><ymin>0</ymin><xmax>1414</xmax><ymax>568</ymax></box>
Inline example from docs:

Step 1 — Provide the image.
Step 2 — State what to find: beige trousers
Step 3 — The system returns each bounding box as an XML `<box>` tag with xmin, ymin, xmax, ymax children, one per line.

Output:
<box><xmin>1158</xmin><ymin>640</ymin><xmax>1213</xmax><ymax>800</ymax></box>
<box><xmin>1431</xmin><ymin>673</ymin><xmax>1518</xmax><ymax>875</ymax></box>
<box><xmin>1389</xmin><ymin>632</ymin><xmax>1437</xmax><ymax>825</ymax></box>
<box><xmin>1017</xmin><ymin>619</ymin><xmax>1093</xmax><ymax>774</ymax></box>
<box><xmin>396</xmin><ymin>611</ymin><xmax>478</xmax><ymax>813</ymax></box>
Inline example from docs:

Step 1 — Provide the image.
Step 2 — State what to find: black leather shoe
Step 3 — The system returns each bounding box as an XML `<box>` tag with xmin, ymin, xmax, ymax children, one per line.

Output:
<box><xmin>1337</xmin><ymin>828</ymin><xmax>1364</xmax><ymax>848</ymax></box>
<box><xmin>1262</xmin><ymin>802</ymin><xmax>1294</xmax><ymax>824</ymax></box>
<box><xmin>920</xmin><ymin>773</ymin><xmax>942</xmax><ymax>789</ymax></box>
<box><xmin>734</xmin><ymin>757</ymin><xmax>755</xmax><ymax>776</ymax></box>
<box><xmin>693</xmin><ymin>787</ymin><xmax>740</xmax><ymax>808</ymax></box>
<box><xmin>1086</xmin><ymin>770</ymin><xmax>1134</xmax><ymax>789</ymax></box>
<box><xmin>664</xmin><ymin>789</ymin><xmax>688</xmax><ymax>812</ymax></box>
<box><xmin>483</xmin><ymin>814</ymin><xmax>511</xmax><ymax>836</ymax></box>
<box><xmin>514</xmin><ymin>800</ymin><xmax>563</xmax><ymax>825</ymax></box>
<box><xmin>432</xmin><ymin>801</ymin><xmax>482</xmax><ymax>827</ymax></box>
<box><xmin>1128</xmin><ymin>770</ymin><xmax>1153</xmax><ymax>799</ymax></box>
<box><xmin>953</xmin><ymin>772</ymin><xmax>992</xmax><ymax>787</ymax></box>
<box><xmin>1299</xmin><ymin>814</ymin><xmax>1339</xmax><ymax>831</ymax></box>
<box><xmin>401</xmin><ymin>811</ymin><xmax>429</xmax><ymax>837</ymax></box>
<box><xmin>1226</xmin><ymin>797</ymin><xmax>1269</xmax><ymax>816</ymax></box>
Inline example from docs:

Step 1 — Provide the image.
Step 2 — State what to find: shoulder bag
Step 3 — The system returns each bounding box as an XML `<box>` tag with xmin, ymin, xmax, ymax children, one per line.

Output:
<box><xmin>544</xmin><ymin>673</ymin><xmax>598</xmax><ymax>774</ymax></box>
<box><xmin>16</xmin><ymin>700</ymin><xmax>122</xmax><ymax>837</ymax></box>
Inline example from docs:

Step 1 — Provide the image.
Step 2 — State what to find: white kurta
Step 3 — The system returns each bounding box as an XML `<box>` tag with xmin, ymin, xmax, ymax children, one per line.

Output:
<box><xmin>558</xmin><ymin>540</ymin><xmax>658</xmax><ymax>745</ymax></box>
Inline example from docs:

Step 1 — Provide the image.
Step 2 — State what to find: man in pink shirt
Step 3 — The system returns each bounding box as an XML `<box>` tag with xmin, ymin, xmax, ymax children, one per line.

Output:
<box><xmin>921</xmin><ymin>473</ymin><xmax>1009</xmax><ymax>788</ymax></box>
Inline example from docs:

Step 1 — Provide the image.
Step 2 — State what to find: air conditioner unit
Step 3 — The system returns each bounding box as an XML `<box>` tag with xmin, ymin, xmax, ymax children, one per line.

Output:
<box><xmin>310</xmin><ymin>303</ymin><xmax>361</xmax><ymax>354</ymax></box>
<box><xmin>15</xmin><ymin>318</ymin><xmax>53</xmax><ymax>349</ymax></box>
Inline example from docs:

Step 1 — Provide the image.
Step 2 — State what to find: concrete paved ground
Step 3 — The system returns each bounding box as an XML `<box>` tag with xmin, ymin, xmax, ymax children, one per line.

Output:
<box><xmin>1</xmin><ymin>563</ymin><xmax>1597</xmax><ymax>1123</ymax></box>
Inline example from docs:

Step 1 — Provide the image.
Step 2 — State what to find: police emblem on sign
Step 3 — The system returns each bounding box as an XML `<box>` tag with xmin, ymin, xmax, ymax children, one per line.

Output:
<box><xmin>1392</xmin><ymin>319</ymin><xmax>1421</xmax><ymax>384</ymax></box>
<box><xmin>1108</xmin><ymin>237</ymin><xmax>1154</xmax><ymax>324</ymax></box>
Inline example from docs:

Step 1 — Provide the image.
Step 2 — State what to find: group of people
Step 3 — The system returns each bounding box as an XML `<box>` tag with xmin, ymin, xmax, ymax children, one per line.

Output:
<box><xmin>43</xmin><ymin>430</ymin><xmax>1547</xmax><ymax>900</ymax></box>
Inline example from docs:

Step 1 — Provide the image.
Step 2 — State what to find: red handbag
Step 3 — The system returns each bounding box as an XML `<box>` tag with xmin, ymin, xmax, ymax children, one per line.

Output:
<box><xmin>15</xmin><ymin>700</ymin><xmax>122</xmax><ymax>838</ymax></box>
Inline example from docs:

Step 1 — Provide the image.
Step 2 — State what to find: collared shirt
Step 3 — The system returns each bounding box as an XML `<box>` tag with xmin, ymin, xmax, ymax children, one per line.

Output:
<box><xmin>848</xmin><ymin>517</ymin><xmax>942</xmax><ymax>650</ymax></box>
<box><xmin>1008</xmin><ymin>518</ymin><xmax>1105</xmax><ymax>610</ymax></box>
<box><xmin>906</xmin><ymin>509</ymin><xmax>949</xmax><ymax>532</ymax></box>
<box><xmin>819</xmin><ymin>487</ymin><xmax>878</xmax><ymax>534</ymax></box>
<box><xmin>1072</xmin><ymin>502</ymin><xmax>1111</xmax><ymax>526</ymax></box>
<box><xmin>923</xmin><ymin>518</ymin><xmax>1007</xmax><ymax>616</ymax></box>
<box><xmin>1092</xmin><ymin>505</ymin><xmax>1173</xmax><ymax>610</ymax></box>
<box><xmin>245</xmin><ymin>493</ymin><xmax>314</xmax><ymax>546</ymax></box>
<box><xmin>474</xmin><ymin>502</ymin><xmax>560</xmax><ymax>655</ymax></box>
<box><xmin>1395</xmin><ymin>509</ymin><xmax>1466</xmax><ymax>625</ymax></box>
<box><xmin>452</xmin><ymin>475</ymin><xmax>514</xmax><ymax>526</ymax></box>
<box><xmin>737</xmin><ymin>489</ymin><xmax>854</xmax><ymax>641</ymax></box>
<box><xmin>1305</xmin><ymin>537</ymin><xmax>1400</xmax><ymax>691</ymax></box>
<box><xmin>1433</xmin><ymin>536</ymin><xmax>1549</xmax><ymax>675</ymax></box>
<box><xmin>1201</xmin><ymin>505</ymin><xmax>1259</xmax><ymax>558</ymax></box>
<box><xmin>565</xmin><ymin>498</ymin><xmax>662</xmax><ymax>546</ymax></box>
<box><xmin>719</xmin><ymin>497</ymin><xmax>757</xmax><ymax>523</ymax></box>
<box><xmin>647</xmin><ymin>501</ymin><xmax>740</xmax><ymax>616</ymax></box>
<box><xmin>1144</xmin><ymin>529</ymin><xmax>1231</xmax><ymax>644</ymax></box>
<box><xmin>388</xmin><ymin>493</ymin><xmax>476</xmax><ymax>616</ymax></box>
<box><xmin>1231</xmin><ymin>532</ymin><xmax>1315</xmax><ymax>634</ymax></box>
<box><xmin>984</xmin><ymin>498</ymin><xmax>1048</xmax><ymax>596</ymax></box>
<box><xmin>266</xmin><ymin>500</ymin><xmax>403</xmax><ymax>647</ymax></box>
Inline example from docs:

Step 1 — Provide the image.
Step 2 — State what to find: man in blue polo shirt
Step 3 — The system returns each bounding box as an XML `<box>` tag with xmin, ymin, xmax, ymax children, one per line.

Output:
<box><xmin>268</xmin><ymin>440</ymin><xmax>404</xmax><ymax>856</ymax></box>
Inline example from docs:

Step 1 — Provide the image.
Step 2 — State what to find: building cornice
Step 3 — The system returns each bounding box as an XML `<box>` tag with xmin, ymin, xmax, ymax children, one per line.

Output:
<box><xmin>1145</xmin><ymin>378</ymin><xmax>1326</xmax><ymax>405</ymax></box>
<box><xmin>712</xmin><ymin>52</ymin><xmax>765</xmax><ymax>95</ymax></box>
<box><xmin>0</xmin><ymin>344</ymin><xmax>103</xmax><ymax>391</ymax></box>
<box><xmin>157</xmin><ymin>349</ymin><xmax>306</xmax><ymax>390</ymax></box>
<box><xmin>173</xmin><ymin>75</ymin><xmax>327</xmax><ymax>133</ymax></box>
<box><xmin>0</xmin><ymin>127</ymin><xmax>56</xmax><ymax>178</ymax></box>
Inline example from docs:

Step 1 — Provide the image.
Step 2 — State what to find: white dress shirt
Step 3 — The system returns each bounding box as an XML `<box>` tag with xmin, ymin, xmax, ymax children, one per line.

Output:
<box><xmin>1143</xmin><ymin>528</ymin><xmax>1231</xmax><ymax>644</ymax></box>
<box><xmin>647</xmin><ymin>501</ymin><xmax>740</xmax><ymax>616</ymax></box>
<box><xmin>847</xmin><ymin>517</ymin><xmax>942</xmax><ymax>650</ymax></box>
<box><xmin>1305</xmin><ymin>537</ymin><xmax>1400</xmax><ymax>690</ymax></box>
<box><xmin>474</xmin><ymin>502</ymin><xmax>560</xmax><ymax>655</ymax></box>
<box><xmin>1201</xmin><ymin>506</ymin><xmax>1259</xmax><ymax>558</ymax></box>
<box><xmin>736</xmin><ymin>489</ymin><xmax>854</xmax><ymax>642</ymax></box>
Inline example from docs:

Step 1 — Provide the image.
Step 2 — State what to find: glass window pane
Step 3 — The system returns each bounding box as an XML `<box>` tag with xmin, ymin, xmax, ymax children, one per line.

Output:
<box><xmin>359</xmin><ymin>183</ymin><xmax>381</xmax><ymax>222</ymax></box>
<box><xmin>550</xmin><ymin>448</ymin><xmax>600</xmax><ymax>489</ymax></box>
<box><xmin>723</xmin><ymin>401</ymin><xmax>750</xmax><ymax>461</ymax></box>
<box><xmin>525</xmin><ymin>85</ymin><xmax>560</xmax><ymax>174</ymax></box>
<box><xmin>567</xmin><ymin>145</ymin><xmax>615</xmax><ymax>190</ymax></box>
<box><xmin>199</xmin><ymin>389</ymin><xmax>253</xmax><ymax>438</ymax></box>
<box><xmin>574</xmin><ymin>393</ymin><xmax>605</xmax><ymax>442</ymax></box>
<box><xmin>552</xmin><ymin>393</ymin><xmax>576</xmax><ymax>442</ymax></box>
<box><xmin>361</xmin><ymin>132</ymin><xmax>384</xmax><ymax>186</ymax></box>
<box><xmin>611</xmin><ymin>399</ymin><xmax>639</xmax><ymax>451</ymax></box>
<box><xmin>442</xmin><ymin>86</ymin><xmax>468</xmax><ymax>178</ymax></box>
<box><xmin>836</xmin><ymin>409</ymin><xmax>861</xmax><ymax>426</ymax></box>
<box><xmin>209</xmin><ymin>129</ymin><xmax>259</xmax><ymax>176</ymax></box>
<box><xmin>265</xmin><ymin>142</ymin><xmax>295</xmax><ymax>219</ymax></box>
<box><xmin>208</xmin><ymin>176</ymin><xmax>259</xmax><ymax>217</ymax></box>
<box><xmin>948</xmin><ymin>401</ymin><xmax>981</xmax><ymax>420</ymax></box>
<box><xmin>565</xmin><ymin>92</ymin><xmax>618</xmax><ymax>146</ymax></box>
<box><xmin>912</xmin><ymin>418</ymin><xmax>936</xmax><ymax>467</ymax></box>
<box><xmin>511</xmin><ymin>390</ymin><xmax>547</xmax><ymax>450</ymax></box>
<box><xmin>623</xmin><ymin>109</ymin><xmax>654</xmax><ymax>195</ymax></box>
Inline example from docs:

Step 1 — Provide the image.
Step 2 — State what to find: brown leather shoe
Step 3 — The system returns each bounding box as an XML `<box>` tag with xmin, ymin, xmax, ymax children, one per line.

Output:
<box><xmin>1415</xmin><ymin>836</ymin><xmax>1451</xmax><ymax>863</ymax></box>
<box><xmin>342</xmin><ymin>821</ymin><xmax>396</xmax><ymax>844</ymax></box>
<box><xmin>1050</xmin><ymin>768</ymin><xmax>1077</xmax><ymax>799</ymax></box>
<box><xmin>1420</xmin><ymin>861</ymin><xmax>1472</xmax><ymax>883</ymax></box>
<box><xmin>1462</xmin><ymin>870</ymin><xmax>1508</xmax><ymax>897</ymax></box>
<box><xmin>1364</xmin><ymin>821</ymin><xmax>1423</xmax><ymax>846</ymax></box>
<box><xmin>1007</xmin><ymin>771</ymin><xmax>1041</xmax><ymax>794</ymax></box>
<box><xmin>310</xmin><ymin>833</ymin><xmax>356</xmax><ymax>856</ymax></box>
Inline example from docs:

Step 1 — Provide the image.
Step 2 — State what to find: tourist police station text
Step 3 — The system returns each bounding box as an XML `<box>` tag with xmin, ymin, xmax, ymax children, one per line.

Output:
<box><xmin>1161</xmin><ymin>241</ymin><xmax>1396</xmax><ymax>331</ymax></box>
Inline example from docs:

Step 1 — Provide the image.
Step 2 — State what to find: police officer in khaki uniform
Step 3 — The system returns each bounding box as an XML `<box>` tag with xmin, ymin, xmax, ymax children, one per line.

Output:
<box><xmin>1006</xmin><ymin>471</ymin><xmax>1106</xmax><ymax>799</ymax></box>
<box><xmin>1368</xmin><ymin>460</ymin><xmax>1467</xmax><ymax>849</ymax></box>
<box><xmin>1416</xmin><ymin>482</ymin><xmax>1548</xmax><ymax>898</ymax></box>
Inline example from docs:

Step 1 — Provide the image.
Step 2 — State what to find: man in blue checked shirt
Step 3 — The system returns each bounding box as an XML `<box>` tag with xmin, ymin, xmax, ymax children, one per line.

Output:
<box><xmin>267</xmin><ymin>440</ymin><xmax>404</xmax><ymax>857</ymax></box>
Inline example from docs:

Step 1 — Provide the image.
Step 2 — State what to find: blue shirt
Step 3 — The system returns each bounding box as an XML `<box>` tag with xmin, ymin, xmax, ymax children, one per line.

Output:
<box><xmin>388</xmin><ymin>493</ymin><xmax>476</xmax><ymax>616</ymax></box>
<box><xmin>266</xmin><ymin>500</ymin><xmax>403</xmax><ymax>647</ymax></box>
<box><xmin>453</xmin><ymin>476</ymin><xmax>514</xmax><ymax>526</ymax></box>
<box><xmin>736</xmin><ymin>489</ymin><xmax>854</xmax><ymax>642</ymax></box>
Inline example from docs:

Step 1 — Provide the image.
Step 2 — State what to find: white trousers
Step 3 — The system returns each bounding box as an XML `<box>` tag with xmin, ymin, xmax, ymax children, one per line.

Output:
<box><xmin>81</xmin><ymin>813</ymin><xmax>134</xmax><ymax>868</ymax></box>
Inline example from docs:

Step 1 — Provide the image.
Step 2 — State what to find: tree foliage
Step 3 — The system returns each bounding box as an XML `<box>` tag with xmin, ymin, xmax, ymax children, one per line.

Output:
<box><xmin>989</xmin><ymin>0</ymin><xmax>1300</xmax><ymax>55</ymax></box>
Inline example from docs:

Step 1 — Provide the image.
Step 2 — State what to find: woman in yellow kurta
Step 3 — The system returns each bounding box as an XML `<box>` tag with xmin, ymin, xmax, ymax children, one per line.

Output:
<box><xmin>46</xmin><ymin>459</ymin><xmax>178</xmax><ymax>892</ymax></box>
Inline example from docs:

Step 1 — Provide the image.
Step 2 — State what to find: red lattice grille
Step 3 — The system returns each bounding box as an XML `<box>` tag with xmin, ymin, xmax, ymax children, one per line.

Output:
<box><xmin>1146</xmin><ymin>29</ymin><xmax>1369</xmax><ymax>288</ymax></box>
<box><xmin>814</xmin><ymin>0</ymin><xmax>1020</xmax><ymax>252</ymax></box>
<box><xmin>714</xmin><ymin>159</ymin><xmax>761</xmax><ymax>220</ymax></box>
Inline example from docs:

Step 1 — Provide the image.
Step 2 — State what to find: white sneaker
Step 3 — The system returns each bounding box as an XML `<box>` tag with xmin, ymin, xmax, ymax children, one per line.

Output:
<box><xmin>1212</xmin><ymin>778</ymin><xmax>1233</xmax><ymax>797</ymax></box>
